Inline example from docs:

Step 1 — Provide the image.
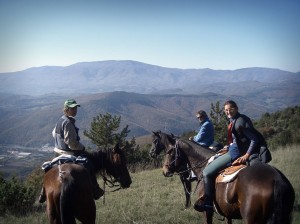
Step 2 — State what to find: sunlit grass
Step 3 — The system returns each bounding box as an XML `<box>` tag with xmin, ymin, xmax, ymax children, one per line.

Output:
<box><xmin>1</xmin><ymin>145</ymin><xmax>299</xmax><ymax>224</ymax></box>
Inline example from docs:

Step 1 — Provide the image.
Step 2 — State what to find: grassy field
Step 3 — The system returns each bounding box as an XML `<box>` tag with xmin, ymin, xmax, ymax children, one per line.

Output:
<box><xmin>1</xmin><ymin>145</ymin><xmax>299</xmax><ymax>224</ymax></box>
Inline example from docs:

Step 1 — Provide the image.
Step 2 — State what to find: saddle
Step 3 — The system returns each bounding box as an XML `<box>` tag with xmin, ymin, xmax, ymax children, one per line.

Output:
<box><xmin>216</xmin><ymin>164</ymin><xmax>247</xmax><ymax>183</ymax></box>
<box><xmin>41</xmin><ymin>154</ymin><xmax>88</xmax><ymax>172</ymax></box>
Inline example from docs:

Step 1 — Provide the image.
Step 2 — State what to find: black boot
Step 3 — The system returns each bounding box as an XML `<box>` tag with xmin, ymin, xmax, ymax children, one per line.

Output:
<box><xmin>194</xmin><ymin>176</ymin><xmax>214</xmax><ymax>212</ymax></box>
<box><xmin>38</xmin><ymin>186</ymin><xmax>46</xmax><ymax>203</ymax></box>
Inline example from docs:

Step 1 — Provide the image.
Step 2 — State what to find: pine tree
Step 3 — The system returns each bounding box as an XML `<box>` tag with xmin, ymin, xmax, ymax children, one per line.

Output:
<box><xmin>83</xmin><ymin>112</ymin><xmax>133</xmax><ymax>150</ymax></box>
<box><xmin>210</xmin><ymin>101</ymin><xmax>228</xmax><ymax>145</ymax></box>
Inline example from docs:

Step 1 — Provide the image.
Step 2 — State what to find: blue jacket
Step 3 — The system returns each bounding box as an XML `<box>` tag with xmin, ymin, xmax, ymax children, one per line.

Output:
<box><xmin>193</xmin><ymin>118</ymin><xmax>214</xmax><ymax>147</ymax></box>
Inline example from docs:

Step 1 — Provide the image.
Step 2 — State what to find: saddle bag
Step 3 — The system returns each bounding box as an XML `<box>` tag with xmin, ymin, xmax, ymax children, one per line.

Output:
<box><xmin>259</xmin><ymin>145</ymin><xmax>272</xmax><ymax>163</ymax></box>
<box><xmin>249</xmin><ymin>145</ymin><xmax>272</xmax><ymax>165</ymax></box>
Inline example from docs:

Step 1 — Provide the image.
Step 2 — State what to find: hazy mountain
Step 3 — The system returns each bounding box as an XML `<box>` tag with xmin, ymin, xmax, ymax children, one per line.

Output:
<box><xmin>0</xmin><ymin>60</ymin><xmax>299</xmax><ymax>96</ymax></box>
<box><xmin>1</xmin><ymin>90</ymin><xmax>299</xmax><ymax>148</ymax></box>
<box><xmin>0</xmin><ymin>60</ymin><xmax>299</xmax><ymax>147</ymax></box>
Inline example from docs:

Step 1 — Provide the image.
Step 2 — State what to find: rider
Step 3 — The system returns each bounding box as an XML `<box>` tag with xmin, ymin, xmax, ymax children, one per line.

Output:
<box><xmin>38</xmin><ymin>99</ymin><xmax>104</xmax><ymax>203</ymax></box>
<box><xmin>188</xmin><ymin>110</ymin><xmax>214</xmax><ymax>181</ymax></box>
<box><xmin>194</xmin><ymin>100</ymin><xmax>266</xmax><ymax>213</ymax></box>
<box><xmin>189</xmin><ymin>110</ymin><xmax>214</xmax><ymax>147</ymax></box>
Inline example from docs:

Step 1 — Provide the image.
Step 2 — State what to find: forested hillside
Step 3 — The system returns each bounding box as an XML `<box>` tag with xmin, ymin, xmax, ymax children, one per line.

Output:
<box><xmin>255</xmin><ymin>105</ymin><xmax>300</xmax><ymax>149</ymax></box>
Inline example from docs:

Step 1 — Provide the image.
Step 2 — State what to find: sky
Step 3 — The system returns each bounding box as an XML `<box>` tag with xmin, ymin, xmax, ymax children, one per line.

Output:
<box><xmin>0</xmin><ymin>0</ymin><xmax>299</xmax><ymax>73</ymax></box>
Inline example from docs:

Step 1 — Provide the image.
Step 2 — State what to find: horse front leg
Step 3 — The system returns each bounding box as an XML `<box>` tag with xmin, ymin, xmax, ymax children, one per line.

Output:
<box><xmin>204</xmin><ymin>210</ymin><xmax>213</xmax><ymax>224</ymax></box>
<box><xmin>179</xmin><ymin>173</ymin><xmax>191</xmax><ymax>209</ymax></box>
<box><xmin>226</xmin><ymin>218</ymin><xmax>232</xmax><ymax>224</ymax></box>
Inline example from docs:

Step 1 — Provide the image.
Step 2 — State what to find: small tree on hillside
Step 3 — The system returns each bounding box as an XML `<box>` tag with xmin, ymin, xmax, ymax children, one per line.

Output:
<box><xmin>210</xmin><ymin>101</ymin><xmax>228</xmax><ymax>145</ymax></box>
<box><xmin>84</xmin><ymin>112</ymin><xmax>135</xmax><ymax>150</ymax></box>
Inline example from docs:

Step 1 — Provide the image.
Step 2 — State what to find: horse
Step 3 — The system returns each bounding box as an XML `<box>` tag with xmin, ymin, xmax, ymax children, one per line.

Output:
<box><xmin>149</xmin><ymin>132</ymin><xmax>193</xmax><ymax>209</ymax></box>
<box><xmin>149</xmin><ymin>131</ymin><xmax>222</xmax><ymax>209</ymax></box>
<box><xmin>151</xmin><ymin>131</ymin><xmax>295</xmax><ymax>224</ymax></box>
<box><xmin>43</xmin><ymin>145</ymin><xmax>132</xmax><ymax>224</ymax></box>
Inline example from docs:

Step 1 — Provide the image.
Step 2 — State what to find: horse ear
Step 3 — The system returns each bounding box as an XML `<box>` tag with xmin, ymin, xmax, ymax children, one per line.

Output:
<box><xmin>152</xmin><ymin>130</ymin><xmax>162</xmax><ymax>137</ymax></box>
<box><xmin>167</xmin><ymin>134</ymin><xmax>176</xmax><ymax>144</ymax></box>
<box><xmin>113</xmin><ymin>143</ymin><xmax>120</xmax><ymax>153</ymax></box>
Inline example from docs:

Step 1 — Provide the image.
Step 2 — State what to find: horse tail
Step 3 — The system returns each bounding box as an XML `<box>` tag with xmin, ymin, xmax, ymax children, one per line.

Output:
<box><xmin>268</xmin><ymin>167</ymin><xmax>295</xmax><ymax>224</ymax></box>
<box><xmin>60</xmin><ymin>175</ymin><xmax>76</xmax><ymax>224</ymax></box>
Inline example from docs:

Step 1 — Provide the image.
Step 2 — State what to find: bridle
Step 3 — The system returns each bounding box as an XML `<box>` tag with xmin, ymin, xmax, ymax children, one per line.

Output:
<box><xmin>164</xmin><ymin>139</ymin><xmax>210</xmax><ymax>176</ymax></box>
<box><xmin>150</xmin><ymin>138</ymin><xmax>166</xmax><ymax>157</ymax></box>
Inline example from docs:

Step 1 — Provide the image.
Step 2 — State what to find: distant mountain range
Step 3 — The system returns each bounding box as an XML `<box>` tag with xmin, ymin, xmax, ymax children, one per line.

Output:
<box><xmin>0</xmin><ymin>60</ymin><xmax>299</xmax><ymax>96</ymax></box>
<box><xmin>0</xmin><ymin>60</ymin><xmax>299</xmax><ymax>147</ymax></box>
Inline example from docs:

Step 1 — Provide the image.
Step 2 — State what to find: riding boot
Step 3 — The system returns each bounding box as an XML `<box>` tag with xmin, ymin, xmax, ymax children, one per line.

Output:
<box><xmin>91</xmin><ymin>174</ymin><xmax>104</xmax><ymax>200</ymax></box>
<box><xmin>194</xmin><ymin>176</ymin><xmax>214</xmax><ymax>212</ymax></box>
<box><xmin>38</xmin><ymin>186</ymin><xmax>46</xmax><ymax>203</ymax></box>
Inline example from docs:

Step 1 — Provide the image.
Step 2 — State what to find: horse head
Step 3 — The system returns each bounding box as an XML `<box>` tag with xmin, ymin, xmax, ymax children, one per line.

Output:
<box><xmin>104</xmin><ymin>144</ymin><xmax>132</xmax><ymax>189</ymax></box>
<box><xmin>162</xmin><ymin>140</ymin><xmax>188</xmax><ymax>177</ymax></box>
<box><xmin>149</xmin><ymin>130</ymin><xmax>177</xmax><ymax>158</ymax></box>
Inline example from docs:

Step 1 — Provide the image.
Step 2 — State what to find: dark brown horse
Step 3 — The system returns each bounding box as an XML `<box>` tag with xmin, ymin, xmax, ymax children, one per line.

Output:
<box><xmin>151</xmin><ymin>131</ymin><xmax>295</xmax><ymax>224</ymax></box>
<box><xmin>150</xmin><ymin>132</ymin><xmax>193</xmax><ymax>209</ymax></box>
<box><xmin>43</xmin><ymin>145</ymin><xmax>132</xmax><ymax>224</ymax></box>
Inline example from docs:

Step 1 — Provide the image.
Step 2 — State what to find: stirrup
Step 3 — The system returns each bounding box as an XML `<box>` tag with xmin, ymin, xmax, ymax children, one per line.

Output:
<box><xmin>194</xmin><ymin>199</ymin><xmax>213</xmax><ymax>213</ymax></box>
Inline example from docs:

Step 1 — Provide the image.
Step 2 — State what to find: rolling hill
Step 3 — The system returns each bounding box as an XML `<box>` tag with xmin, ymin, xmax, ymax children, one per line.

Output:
<box><xmin>0</xmin><ymin>60</ymin><xmax>299</xmax><ymax>147</ymax></box>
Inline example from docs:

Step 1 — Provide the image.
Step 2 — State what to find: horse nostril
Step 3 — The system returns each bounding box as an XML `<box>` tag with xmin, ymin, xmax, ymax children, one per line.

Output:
<box><xmin>163</xmin><ymin>171</ymin><xmax>173</xmax><ymax>177</ymax></box>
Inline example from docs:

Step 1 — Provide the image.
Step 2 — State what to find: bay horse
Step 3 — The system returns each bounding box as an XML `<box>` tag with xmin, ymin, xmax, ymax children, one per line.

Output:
<box><xmin>150</xmin><ymin>132</ymin><xmax>193</xmax><ymax>209</ymax></box>
<box><xmin>151</xmin><ymin>131</ymin><xmax>295</xmax><ymax>224</ymax></box>
<box><xmin>43</xmin><ymin>145</ymin><xmax>132</xmax><ymax>224</ymax></box>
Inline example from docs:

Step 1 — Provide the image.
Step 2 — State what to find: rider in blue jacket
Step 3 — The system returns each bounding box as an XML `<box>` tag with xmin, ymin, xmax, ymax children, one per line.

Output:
<box><xmin>189</xmin><ymin>110</ymin><xmax>214</xmax><ymax>147</ymax></box>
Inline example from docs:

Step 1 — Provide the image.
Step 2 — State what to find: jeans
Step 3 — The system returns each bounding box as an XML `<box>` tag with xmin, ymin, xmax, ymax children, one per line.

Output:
<box><xmin>203</xmin><ymin>152</ymin><xmax>232</xmax><ymax>178</ymax></box>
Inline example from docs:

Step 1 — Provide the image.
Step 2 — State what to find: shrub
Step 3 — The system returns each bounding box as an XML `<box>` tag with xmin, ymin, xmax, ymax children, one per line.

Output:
<box><xmin>0</xmin><ymin>174</ymin><xmax>36</xmax><ymax>216</ymax></box>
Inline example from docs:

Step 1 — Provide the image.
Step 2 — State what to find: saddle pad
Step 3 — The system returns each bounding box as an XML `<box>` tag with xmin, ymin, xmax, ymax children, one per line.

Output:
<box><xmin>41</xmin><ymin>154</ymin><xmax>87</xmax><ymax>172</ymax></box>
<box><xmin>216</xmin><ymin>164</ymin><xmax>247</xmax><ymax>183</ymax></box>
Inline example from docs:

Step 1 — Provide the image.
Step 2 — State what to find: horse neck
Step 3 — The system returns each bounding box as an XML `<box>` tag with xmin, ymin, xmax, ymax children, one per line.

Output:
<box><xmin>90</xmin><ymin>150</ymin><xmax>107</xmax><ymax>173</ymax></box>
<box><xmin>178</xmin><ymin>140</ymin><xmax>214</xmax><ymax>174</ymax></box>
<box><xmin>161</xmin><ymin>133</ymin><xmax>175</xmax><ymax>151</ymax></box>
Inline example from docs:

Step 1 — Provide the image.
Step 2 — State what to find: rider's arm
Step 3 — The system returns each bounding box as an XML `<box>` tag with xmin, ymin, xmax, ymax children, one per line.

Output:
<box><xmin>64</xmin><ymin>122</ymin><xmax>85</xmax><ymax>151</ymax></box>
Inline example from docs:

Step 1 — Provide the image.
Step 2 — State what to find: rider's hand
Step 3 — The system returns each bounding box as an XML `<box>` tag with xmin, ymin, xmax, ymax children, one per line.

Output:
<box><xmin>218</xmin><ymin>146</ymin><xmax>228</xmax><ymax>154</ymax></box>
<box><xmin>233</xmin><ymin>153</ymin><xmax>250</xmax><ymax>165</ymax></box>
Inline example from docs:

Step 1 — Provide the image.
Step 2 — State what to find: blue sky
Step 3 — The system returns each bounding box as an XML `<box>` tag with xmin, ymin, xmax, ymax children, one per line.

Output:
<box><xmin>0</xmin><ymin>0</ymin><xmax>299</xmax><ymax>73</ymax></box>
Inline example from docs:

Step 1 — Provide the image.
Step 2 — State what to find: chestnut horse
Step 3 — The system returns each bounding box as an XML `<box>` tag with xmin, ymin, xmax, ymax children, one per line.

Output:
<box><xmin>43</xmin><ymin>145</ymin><xmax>132</xmax><ymax>224</ymax></box>
<box><xmin>151</xmin><ymin>131</ymin><xmax>295</xmax><ymax>224</ymax></box>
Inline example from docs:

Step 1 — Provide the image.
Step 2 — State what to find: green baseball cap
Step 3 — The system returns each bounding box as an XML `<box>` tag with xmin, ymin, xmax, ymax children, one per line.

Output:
<box><xmin>64</xmin><ymin>99</ymin><xmax>80</xmax><ymax>108</ymax></box>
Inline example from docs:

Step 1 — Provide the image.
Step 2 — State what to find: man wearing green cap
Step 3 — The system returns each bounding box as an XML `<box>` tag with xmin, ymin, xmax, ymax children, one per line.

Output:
<box><xmin>53</xmin><ymin>99</ymin><xmax>85</xmax><ymax>154</ymax></box>
<box><xmin>38</xmin><ymin>99</ymin><xmax>104</xmax><ymax>203</ymax></box>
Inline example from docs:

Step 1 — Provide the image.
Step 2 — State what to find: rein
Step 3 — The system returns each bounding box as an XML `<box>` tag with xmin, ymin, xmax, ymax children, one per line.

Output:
<box><xmin>100</xmin><ymin>173</ymin><xmax>122</xmax><ymax>205</ymax></box>
<box><xmin>166</xmin><ymin>139</ymin><xmax>211</xmax><ymax>176</ymax></box>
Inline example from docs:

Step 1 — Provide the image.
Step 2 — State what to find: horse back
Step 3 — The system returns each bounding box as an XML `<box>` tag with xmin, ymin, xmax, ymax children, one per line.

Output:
<box><xmin>44</xmin><ymin>163</ymin><xmax>96</xmax><ymax>224</ymax></box>
<box><xmin>216</xmin><ymin>163</ymin><xmax>294</xmax><ymax>223</ymax></box>
<box><xmin>216</xmin><ymin>164</ymin><xmax>274</xmax><ymax>219</ymax></box>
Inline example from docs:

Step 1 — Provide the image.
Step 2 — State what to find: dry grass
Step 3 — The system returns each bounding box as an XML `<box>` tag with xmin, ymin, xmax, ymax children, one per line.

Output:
<box><xmin>1</xmin><ymin>145</ymin><xmax>299</xmax><ymax>224</ymax></box>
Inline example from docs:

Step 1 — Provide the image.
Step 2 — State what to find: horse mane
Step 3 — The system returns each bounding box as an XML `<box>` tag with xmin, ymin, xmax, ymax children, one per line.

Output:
<box><xmin>178</xmin><ymin>139</ymin><xmax>215</xmax><ymax>161</ymax></box>
<box><xmin>83</xmin><ymin>148</ymin><xmax>123</xmax><ymax>174</ymax></box>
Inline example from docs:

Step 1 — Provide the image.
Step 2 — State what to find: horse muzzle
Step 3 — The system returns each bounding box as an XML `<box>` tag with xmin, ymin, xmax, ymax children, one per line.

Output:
<box><xmin>163</xmin><ymin>171</ymin><xmax>173</xmax><ymax>177</ymax></box>
<box><xmin>163</xmin><ymin>165</ymin><xmax>174</xmax><ymax>177</ymax></box>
